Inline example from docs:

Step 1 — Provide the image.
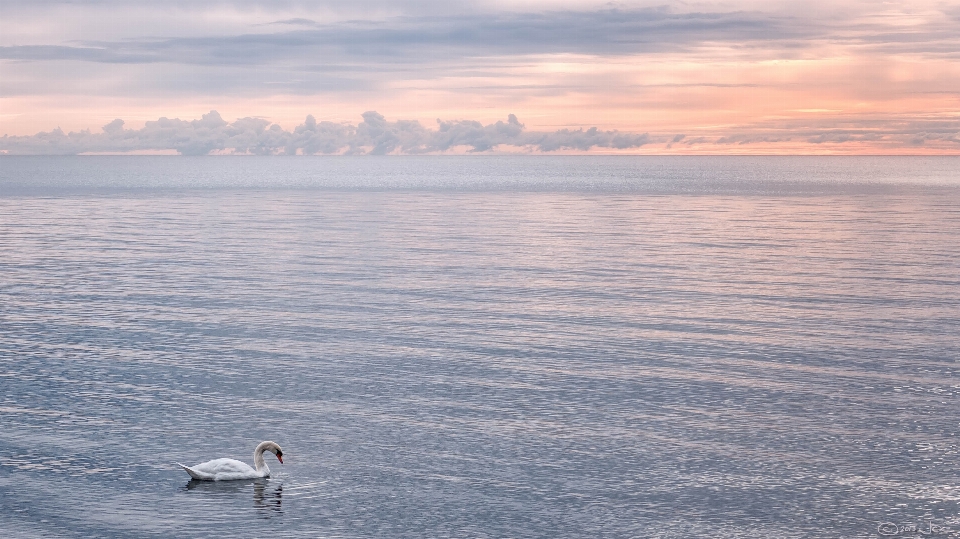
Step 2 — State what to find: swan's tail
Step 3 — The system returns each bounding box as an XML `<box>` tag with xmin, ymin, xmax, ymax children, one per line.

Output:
<box><xmin>177</xmin><ymin>463</ymin><xmax>206</xmax><ymax>480</ymax></box>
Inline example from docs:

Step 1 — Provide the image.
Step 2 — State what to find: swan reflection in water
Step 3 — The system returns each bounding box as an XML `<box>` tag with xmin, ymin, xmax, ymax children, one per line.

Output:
<box><xmin>253</xmin><ymin>481</ymin><xmax>282</xmax><ymax>513</ymax></box>
<box><xmin>183</xmin><ymin>478</ymin><xmax>283</xmax><ymax>515</ymax></box>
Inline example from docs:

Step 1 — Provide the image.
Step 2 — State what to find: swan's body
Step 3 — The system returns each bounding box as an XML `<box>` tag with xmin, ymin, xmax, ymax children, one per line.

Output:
<box><xmin>178</xmin><ymin>441</ymin><xmax>283</xmax><ymax>481</ymax></box>
<box><xmin>179</xmin><ymin>458</ymin><xmax>265</xmax><ymax>481</ymax></box>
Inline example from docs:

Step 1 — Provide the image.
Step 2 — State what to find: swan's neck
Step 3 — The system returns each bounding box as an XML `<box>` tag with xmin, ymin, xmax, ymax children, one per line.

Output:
<box><xmin>253</xmin><ymin>447</ymin><xmax>269</xmax><ymax>475</ymax></box>
<box><xmin>252</xmin><ymin>441</ymin><xmax>279</xmax><ymax>477</ymax></box>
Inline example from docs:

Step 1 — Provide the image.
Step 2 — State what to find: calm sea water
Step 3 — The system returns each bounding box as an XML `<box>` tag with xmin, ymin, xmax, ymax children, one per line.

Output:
<box><xmin>1</xmin><ymin>156</ymin><xmax>959</xmax><ymax>538</ymax></box>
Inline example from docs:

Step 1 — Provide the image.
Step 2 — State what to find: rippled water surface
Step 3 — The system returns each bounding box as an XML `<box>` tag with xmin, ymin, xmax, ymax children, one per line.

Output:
<box><xmin>2</xmin><ymin>156</ymin><xmax>960</xmax><ymax>538</ymax></box>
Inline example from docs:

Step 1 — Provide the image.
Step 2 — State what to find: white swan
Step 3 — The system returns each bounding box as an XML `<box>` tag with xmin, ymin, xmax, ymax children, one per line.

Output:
<box><xmin>178</xmin><ymin>441</ymin><xmax>284</xmax><ymax>481</ymax></box>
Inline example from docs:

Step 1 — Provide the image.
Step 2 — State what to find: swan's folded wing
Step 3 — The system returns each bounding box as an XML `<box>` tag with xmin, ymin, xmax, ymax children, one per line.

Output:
<box><xmin>196</xmin><ymin>458</ymin><xmax>253</xmax><ymax>474</ymax></box>
<box><xmin>178</xmin><ymin>462</ymin><xmax>213</xmax><ymax>481</ymax></box>
<box><xmin>184</xmin><ymin>458</ymin><xmax>262</xmax><ymax>480</ymax></box>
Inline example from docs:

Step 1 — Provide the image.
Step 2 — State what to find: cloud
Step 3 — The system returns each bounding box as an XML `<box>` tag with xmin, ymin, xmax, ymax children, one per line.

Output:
<box><xmin>0</xmin><ymin>110</ymin><xmax>655</xmax><ymax>155</ymax></box>
<box><xmin>0</xmin><ymin>8</ymin><xmax>797</xmax><ymax>70</ymax></box>
<box><xmin>267</xmin><ymin>18</ymin><xmax>320</xmax><ymax>27</ymax></box>
<box><xmin>4</xmin><ymin>4</ymin><xmax>959</xmax><ymax>72</ymax></box>
<box><xmin>702</xmin><ymin>112</ymin><xmax>960</xmax><ymax>150</ymax></box>
<box><xmin>5</xmin><ymin>109</ymin><xmax>959</xmax><ymax>155</ymax></box>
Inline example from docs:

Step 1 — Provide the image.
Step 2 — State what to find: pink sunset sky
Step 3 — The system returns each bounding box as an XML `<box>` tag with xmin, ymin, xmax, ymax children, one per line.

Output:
<box><xmin>1</xmin><ymin>0</ymin><xmax>959</xmax><ymax>154</ymax></box>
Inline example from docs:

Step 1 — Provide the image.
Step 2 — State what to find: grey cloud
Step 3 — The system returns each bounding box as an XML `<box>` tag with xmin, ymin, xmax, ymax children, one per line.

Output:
<box><xmin>948</xmin><ymin>5</ymin><xmax>960</xmax><ymax>22</ymax></box>
<box><xmin>268</xmin><ymin>18</ymin><xmax>320</xmax><ymax>26</ymax></box>
<box><xmin>0</xmin><ymin>9</ymin><xmax>802</xmax><ymax>67</ymax></box>
<box><xmin>0</xmin><ymin>60</ymin><xmax>374</xmax><ymax>98</ymax></box>
<box><xmin>0</xmin><ymin>111</ymin><xmax>654</xmax><ymax>155</ymax></box>
<box><xmin>526</xmin><ymin>128</ymin><xmax>651</xmax><ymax>152</ymax></box>
<box><xmin>5</xmin><ymin>6</ymin><xmax>958</xmax><ymax>71</ymax></box>
<box><xmin>664</xmin><ymin>134</ymin><xmax>685</xmax><ymax>149</ymax></box>
<box><xmin>0</xmin><ymin>44</ymin><xmax>156</xmax><ymax>64</ymax></box>
<box><xmin>706</xmin><ymin>114</ymin><xmax>960</xmax><ymax>148</ymax></box>
<box><xmin>803</xmin><ymin>131</ymin><xmax>960</xmax><ymax>146</ymax></box>
<box><xmin>0</xmin><ymin>7</ymin><xmax>794</xmax><ymax>100</ymax></box>
<box><xmin>5</xmin><ymin>109</ymin><xmax>958</xmax><ymax>154</ymax></box>
<box><xmin>3</xmin><ymin>4</ymin><xmax>957</xmax><ymax>102</ymax></box>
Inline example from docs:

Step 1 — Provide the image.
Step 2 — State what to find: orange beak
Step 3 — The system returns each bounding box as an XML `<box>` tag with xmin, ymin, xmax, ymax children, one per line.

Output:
<box><xmin>277</xmin><ymin>454</ymin><xmax>283</xmax><ymax>464</ymax></box>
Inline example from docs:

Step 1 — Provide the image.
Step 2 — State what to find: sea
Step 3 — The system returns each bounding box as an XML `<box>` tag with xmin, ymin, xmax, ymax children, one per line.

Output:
<box><xmin>1</xmin><ymin>156</ymin><xmax>959</xmax><ymax>538</ymax></box>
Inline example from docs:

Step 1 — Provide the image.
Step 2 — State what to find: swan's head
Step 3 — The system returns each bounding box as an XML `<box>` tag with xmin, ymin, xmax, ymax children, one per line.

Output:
<box><xmin>256</xmin><ymin>441</ymin><xmax>284</xmax><ymax>464</ymax></box>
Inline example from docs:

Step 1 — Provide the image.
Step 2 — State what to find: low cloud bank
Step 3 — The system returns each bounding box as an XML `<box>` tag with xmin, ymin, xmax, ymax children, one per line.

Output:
<box><xmin>0</xmin><ymin>111</ymin><xmax>653</xmax><ymax>155</ymax></box>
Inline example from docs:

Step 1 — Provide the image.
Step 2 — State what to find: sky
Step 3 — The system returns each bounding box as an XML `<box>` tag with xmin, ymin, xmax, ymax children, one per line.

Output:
<box><xmin>1</xmin><ymin>0</ymin><xmax>959</xmax><ymax>154</ymax></box>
